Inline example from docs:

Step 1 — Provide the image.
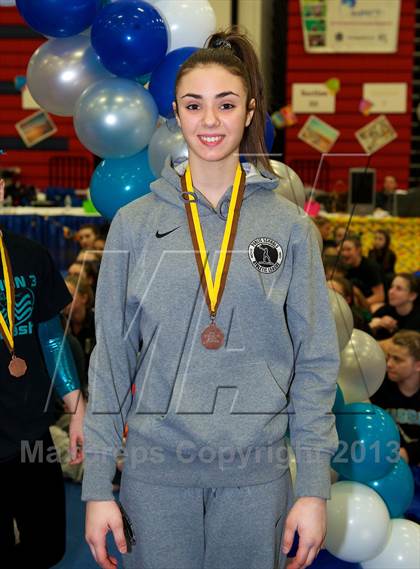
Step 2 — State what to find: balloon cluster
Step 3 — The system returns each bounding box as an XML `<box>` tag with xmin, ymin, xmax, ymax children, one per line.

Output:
<box><xmin>17</xmin><ymin>0</ymin><xmax>215</xmax><ymax>218</ymax></box>
<box><xmin>321</xmin><ymin>293</ymin><xmax>418</xmax><ymax>567</ymax></box>
<box><xmin>18</xmin><ymin>0</ymin><xmax>282</xmax><ymax>218</ymax></box>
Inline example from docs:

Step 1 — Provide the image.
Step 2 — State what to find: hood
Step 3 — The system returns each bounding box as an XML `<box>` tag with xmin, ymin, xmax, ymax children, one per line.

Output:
<box><xmin>149</xmin><ymin>156</ymin><xmax>279</xmax><ymax>220</ymax></box>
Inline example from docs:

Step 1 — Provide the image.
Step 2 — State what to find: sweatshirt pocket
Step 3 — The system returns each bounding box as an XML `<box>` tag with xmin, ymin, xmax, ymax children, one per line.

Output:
<box><xmin>135</xmin><ymin>360</ymin><xmax>290</xmax><ymax>453</ymax></box>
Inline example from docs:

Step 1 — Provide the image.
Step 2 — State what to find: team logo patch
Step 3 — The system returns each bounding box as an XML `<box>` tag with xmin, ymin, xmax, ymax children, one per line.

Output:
<box><xmin>248</xmin><ymin>237</ymin><xmax>283</xmax><ymax>274</ymax></box>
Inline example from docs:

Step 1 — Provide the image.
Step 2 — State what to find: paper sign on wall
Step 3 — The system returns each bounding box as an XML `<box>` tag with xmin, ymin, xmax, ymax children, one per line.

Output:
<box><xmin>300</xmin><ymin>0</ymin><xmax>400</xmax><ymax>53</ymax></box>
<box><xmin>362</xmin><ymin>83</ymin><xmax>407</xmax><ymax>114</ymax></box>
<box><xmin>292</xmin><ymin>84</ymin><xmax>336</xmax><ymax>113</ymax></box>
<box><xmin>355</xmin><ymin>115</ymin><xmax>397</xmax><ymax>154</ymax></box>
<box><xmin>298</xmin><ymin>115</ymin><xmax>340</xmax><ymax>153</ymax></box>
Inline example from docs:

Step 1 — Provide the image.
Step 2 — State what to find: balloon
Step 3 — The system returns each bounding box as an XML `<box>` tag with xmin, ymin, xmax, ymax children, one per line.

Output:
<box><xmin>91</xmin><ymin>0</ymin><xmax>168</xmax><ymax>78</ymax></box>
<box><xmin>270</xmin><ymin>161</ymin><xmax>306</xmax><ymax>209</ymax></box>
<box><xmin>90</xmin><ymin>148</ymin><xmax>155</xmax><ymax>219</ymax></box>
<box><xmin>333</xmin><ymin>384</ymin><xmax>345</xmax><ymax>413</ymax></box>
<box><xmin>361</xmin><ymin>519</ymin><xmax>420</xmax><ymax>569</ymax></box>
<box><xmin>16</xmin><ymin>0</ymin><xmax>99</xmax><ymax>37</ymax></box>
<box><xmin>326</xmin><ymin>77</ymin><xmax>341</xmax><ymax>94</ymax></box>
<box><xmin>148</xmin><ymin>118</ymin><xmax>188</xmax><ymax>177</ymax></box>
<box><xmin>149</xmin><ymin>0</ymin><xmax>216</xmax><ymax>51</ymax></box>
<box><xmin>364</xmin><ymin>458</ymin><xmax>415</xmax><ymax>519</ymax></box>
<box><xmin>149</xmin><ymin>47</ymin><xmax>198</xmax><ymax>118</ymax></box>
<box><xmin>328</xmin><ymin>288</ymin><xmax>354</xmax><ymax>351</ymax></box>
<box><xmin>26</xmin><ymin>36</ymin><xmax>113</xmax><ymax>117</ymax></box>
<box><xmin>338</xmin><ymin>329</ymin><xmax>386</xmax><ymax>403</ymax></box>
<box><xmin>74</xmin><ymin>77</ymin><xmax>158</xmax><ymax>158</ymax></box>
<box><xmin>265</xmin><ymin>114</ymin><xmax>275</xmax><ymax>152</ymax></box>
<box><xmin>325</xmin><ymin>481</ymin><xmax>390</xmax><ymax>563</ymax></box>
<box><xmin>286</xmin><ymin>440</ymin><xmax>296</xmax><ymax>488</ymax></box>
<box><xmin>332</xmin><ymin>402</ymin><xmax>400</xmax><ymax>482</ymax></box>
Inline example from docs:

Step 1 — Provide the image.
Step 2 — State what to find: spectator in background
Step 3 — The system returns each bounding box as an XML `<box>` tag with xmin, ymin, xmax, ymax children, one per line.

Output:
<box><xmin>76</xmin><ymin>250</ymin><xmax>101</xmax><ymax>264</ymax></box>
<box><xmin>333</xmin><ymin>224</ymin><xmax>347</xmax><ymax>247</ymax></box>
<box><xmin>327</xmin><ymin>276</ymin><xmax>371</xmax><ymax>333</ymax></box>
<box><xmin>368</xmin><ymin>230</ymin><xmax>396</xmax><ymax>287</ymax></box>
<box><xmin>77</xmin><ymin>224</ymin><xmax>100</xmax><ymax>251</ymax></box>
<box><xmin>63</xmin><ymin>275</ymin><xmax>96</xmax><ymax>377</ymax></box>
<box><xmin>67</xmin><ymin>260</ymin><xmax>99</xmax><ymax>292</ymax></box>
<box><xmin>314</xmin><ymin>217</ymin><xmax>336</xmax><ymax>250</ymax></box>
<box><xmin>370</xmin><ymin>330</ymin><xmax>420</xmax><ymax>467</ymax></box>
<box><xmin>375</xmin><ymin>175</ymin><xmax>407</xmax><ymax>213</ymax></box>
<box><xmin>341</xmin><ymin>234</ymin><xmax>385</xmax><ymax>310</ymax></box>
<box><xmin>370</xmin><ymin>273</ymin><xmax>420</xmax><ymax>340</ymax></box>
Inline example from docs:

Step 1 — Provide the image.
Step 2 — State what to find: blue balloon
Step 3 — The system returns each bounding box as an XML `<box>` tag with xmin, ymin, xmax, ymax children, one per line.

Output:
<box><xmin>149</xmin><ymin>47</ymin><xmax>198</xmax><ymax>118</ymax></box>
<box><xmin>90</xmin><ymin>149</ymin><xmax>156</xmax><ymax>219</ymax></box>
<box><xmin>365</xmin><ymin>458</ymin><xmax>415</xmax><ymax>518</ymax></box>
<box><xmin>91</xmin><ymin>0</ymin><xmax>168</xmax><ymax>78</ymax></box>
<box><xmin>333</xmin><ymin>384</ymin><xmax>345</xmax><ymax>414</ymax></box>
<box><xmin>331</xmin><ymin>402</ymin><xmax>400</xmax><ymax>483</ymax></box>
<box><xmin>265</xmin><ymin>113</ymin><xmax>275</xmax><ymax>152</ymax></box>
<box><xmin>16</xmin><ymin>0</ymin><xmax>100</xmax><ymax>37</ymax></box>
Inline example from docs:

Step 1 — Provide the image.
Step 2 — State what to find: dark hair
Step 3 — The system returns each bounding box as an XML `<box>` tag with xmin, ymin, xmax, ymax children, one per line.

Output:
<box><xmin>392</xmin><ymin>330</ymin><xmax>420</xmax><ymax>361</ymax></box>
<box><xmin>65</xmin><ymin>274</ymin><xmax>94</xmax><ymax>311</ymax></box>
<box><xmin>329</xmin><ymin>276</ymin><xmax>355</xmax><ymax>304</ymax></box>
<box><xmin>343</xmin><ymin>233</ymin><xmax>362</xmax><ymax>249</ymax></box>
<box><xmin>174</xmin><ymin>26</ymin><xmax>274</xmax><ymax>174</ymax></box>
<box><xmin>78</xmin><ymin>223</ymin><xmax>100</xmax><ymax>236</ymax></box>
<box><xmin>392</xmin><ymin>273</ymin><xmax>420</xmax><ymax>296</ymax></box>
<box><xmin>368</xmin><ymin>229</ymin><xmax>394</xmax><ymax>271</ymax></box>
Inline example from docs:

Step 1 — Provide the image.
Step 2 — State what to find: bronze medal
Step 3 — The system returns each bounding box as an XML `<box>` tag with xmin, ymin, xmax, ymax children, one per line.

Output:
<box><xmin>8</xmin><ymin>355</ymin><xmax>27</xmax><ymax>378</ymax></box>
<box><xmin>201</xmin><ymin>322</ymin><xmax>224</xmax><ymax>350</ymax></box>
<box><xmin>181</xmin><ymin>164</ymin><xmax>246</xmax><ymax>351</ymax></box>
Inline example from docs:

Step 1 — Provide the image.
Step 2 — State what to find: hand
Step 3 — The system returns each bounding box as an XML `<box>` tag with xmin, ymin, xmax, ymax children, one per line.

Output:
<box><xmin>69</xmin><ymin>395</ymin><xmax>85</xmax><ymax>464</ymax></box>
<box><xmin>380</xmin><ymin>316</ymin><xmax>398</xmax><ymax>332</ymax></box>
<box><xmin>282</xmin><ymin>497</ymin><xmax>326</xmax><ymax>569</ymax></box>
<box><xmin>399</xmin><ymin>447</ymin><xmax>409</xmax><ymax>463</ymax></box>
<box><xmin>86</xmin><ymin>501</ymin><xmax>127</xmax><ymax>569</ymax></box>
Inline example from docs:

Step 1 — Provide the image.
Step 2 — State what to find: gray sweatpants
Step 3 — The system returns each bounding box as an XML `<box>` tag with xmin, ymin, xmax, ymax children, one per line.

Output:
<box><xmin>119</xmin><ymin>469</ymin><xmax>295</xmax><ymax>569</ymax></box>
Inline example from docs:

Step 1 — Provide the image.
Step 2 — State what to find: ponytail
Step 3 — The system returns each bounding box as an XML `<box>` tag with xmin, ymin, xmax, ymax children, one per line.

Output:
<box><xmin>175</xmin><ymin>26</ymin><xmax>275</xmax><ymax>174</ymax></box>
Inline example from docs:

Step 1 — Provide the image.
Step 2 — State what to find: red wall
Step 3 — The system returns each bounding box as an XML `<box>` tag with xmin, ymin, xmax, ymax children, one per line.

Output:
<box><xmin>0</xmin><ymin>6</ymin><xmax>93</xmax><ymax>188</ymax></box>
<box><xmin>284</xmin><ymin>0</ymin><xmax>415</xmax><ymax>192</ymax></box>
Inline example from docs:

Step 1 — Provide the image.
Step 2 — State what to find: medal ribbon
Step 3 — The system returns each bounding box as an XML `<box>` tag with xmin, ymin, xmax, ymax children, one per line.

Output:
<box><xmin>181</xmin><ymin>163</ymin><xmax>246</xmax><ymax>318</ymax></box>
<box><xmin>0</xmin><ymin>230</ymin><xmax>15</xmax><ymax>353</ymax></box>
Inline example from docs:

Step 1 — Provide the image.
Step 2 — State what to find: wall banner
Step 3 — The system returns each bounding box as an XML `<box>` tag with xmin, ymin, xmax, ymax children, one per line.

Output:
<box><xmin>300</xmin><ymin>0</ymin><xmax>401</xmax><ymax>54</ymax></box>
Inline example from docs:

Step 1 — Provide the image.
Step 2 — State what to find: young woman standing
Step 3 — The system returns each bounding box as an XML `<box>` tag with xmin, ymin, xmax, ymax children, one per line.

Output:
<box><xmin>83</xmin><ymin>28</ymin><xmax>340</xmax><ymax>569</ymax></box>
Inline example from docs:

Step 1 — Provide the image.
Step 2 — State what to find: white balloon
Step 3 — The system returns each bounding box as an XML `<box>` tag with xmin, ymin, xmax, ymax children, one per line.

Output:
<box><xmin>270</xmin><ymin>160</ymin><xmax>306</xmax><ymax>209</ymax></box>
<box><xmin>149</xmin><ymin>0</ymin><xmax>216</xmax><ymax>51</ymax></box>
<box><xmin>328</xmin><ymin>288</ymin><xmax>354</xmax><ymax>351</ymax></box>
<box><xmin>325</xmin><ymin>481</ymin><xmax>390</xmax><ymax>563</ymax></box>
<box><xmin>338</xmin><ymin>329</ymin><xmax>386</xmax><ymax>403</ymax></box>
<box><xmin>362</xmin><ymin>519</ymin><xmax>420</xmax><ymax>569</ymax></box>
<box><xmin>286</xmin><ymin>441</ymin><xmax>296</xmax><ymax>487</ymax></box>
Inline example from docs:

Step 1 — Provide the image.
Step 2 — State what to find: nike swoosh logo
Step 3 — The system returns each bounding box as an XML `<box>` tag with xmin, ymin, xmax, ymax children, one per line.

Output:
<box><xmin>155</xmin><ymin>226</ymin><xmax>180</xmax><ymax>238</ymax></box>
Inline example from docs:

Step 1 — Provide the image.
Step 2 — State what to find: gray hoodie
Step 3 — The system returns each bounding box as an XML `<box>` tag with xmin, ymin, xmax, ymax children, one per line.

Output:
<box><xmin>82</xmin><ymin>158</ymin><xmax>339</xmax><ymax>502</ymax></box>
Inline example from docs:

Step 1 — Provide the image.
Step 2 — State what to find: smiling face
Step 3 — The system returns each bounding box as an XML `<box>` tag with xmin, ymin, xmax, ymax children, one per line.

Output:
<box><xmin>341</xmin><ymin>240</ymin><xmax>361</xmax><ymax>266</ymax></box>
<box><xmin>173</xmin><ymin>64</ymin><xmax>255</xmax><ymax>166</ymax></box>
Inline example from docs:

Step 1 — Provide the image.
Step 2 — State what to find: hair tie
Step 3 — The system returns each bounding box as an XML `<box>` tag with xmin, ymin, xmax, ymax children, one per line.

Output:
<box><xmin>213</xmin><ymin>38</ymin><xmax>232</xmax><ymax>50</ymax></box>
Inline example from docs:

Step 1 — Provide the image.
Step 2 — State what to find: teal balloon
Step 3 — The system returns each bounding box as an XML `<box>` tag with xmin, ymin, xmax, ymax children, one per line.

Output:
<box><xmin>365</xmin><ymin>458</ymin><xmax>415</xmax><ymax>518</ymax></box>
<box><xmin>90</xmin><ymin>149</ymin><xmax>155</xmax><ymax>219</ymax></box>
<box><xmin>333</xmin><ymin>384</ymin><xmax>345</xmax><ymax>414</ymax></box>
<box><xmin>332</xmin><ymin>402</ymin><xmax>400</xmax><ymax>483</ymax></box>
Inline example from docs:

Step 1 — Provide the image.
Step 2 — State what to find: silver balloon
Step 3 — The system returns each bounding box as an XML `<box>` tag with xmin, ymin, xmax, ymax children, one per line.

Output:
<box><xmin>328</xmin><ymin>288</ymin><xmax>354</xmax><ymax>351</ymax></box>
<box><xmin>338</xmin><ymin>329</ymin><xmax>386</xmax><ymax>404</ymax></box>
<box><xmin>311</xmin><ymin>222</ymin><xmax>324</xmax><ymax>254</ymax></box>
<box><xmin>27</xmin><ymin>35</ymin><xmax>113</xmax><ymax>117</ymax></box>
<box><xmin>74</xmin><ymin>77</ymin><xmax>158</xmax><ymax>158</ymax></box>
<box><xmin>270</xmin><ymin>160</ymin><xmax>306</xmax><ymax>209</ymax></box>
<box><xmin>148</xmin><ymin>118</ymin><xmax>188</xmax><ymax>177</ymax></box>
